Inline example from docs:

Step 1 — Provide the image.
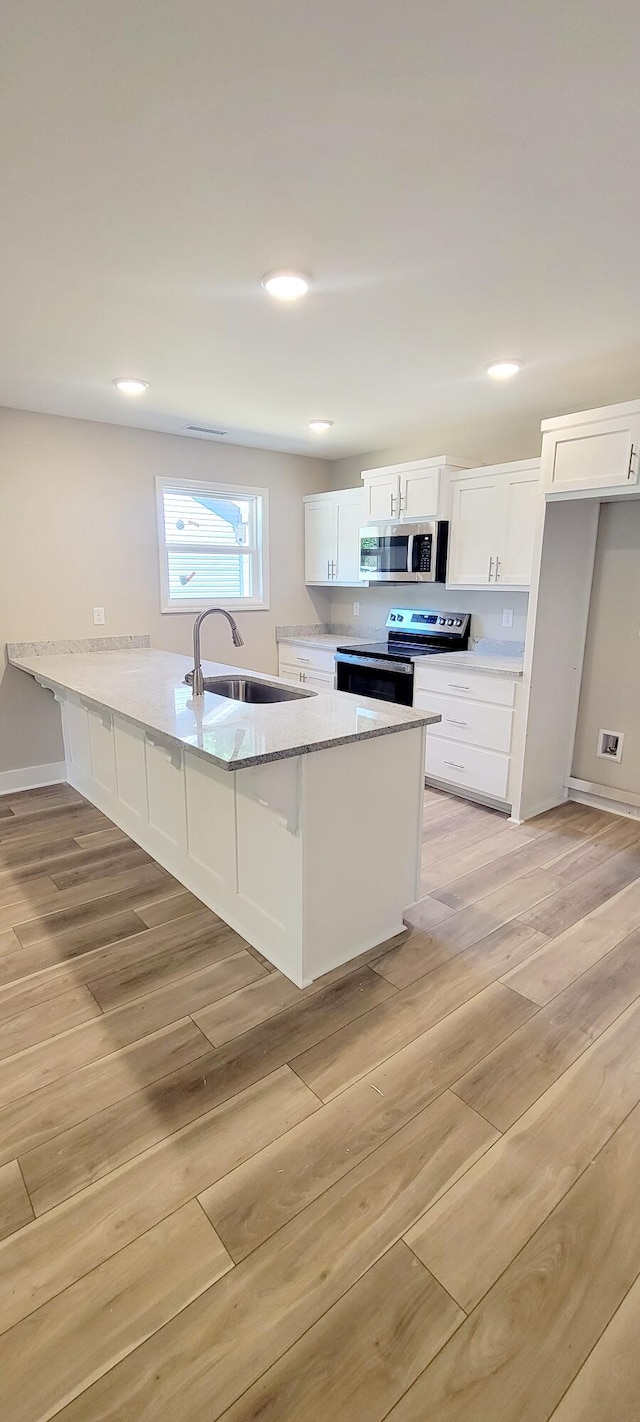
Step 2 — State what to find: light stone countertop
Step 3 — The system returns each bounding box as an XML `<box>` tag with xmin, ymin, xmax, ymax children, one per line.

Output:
<box><xmin>9</xmin><ymin>647</ymin><xmax>441</xmax><ymax>771</ymax></box>
<box><xmin>418</xmin><ymin>650</ymin><xmax>524</xmax><ymax>679</ymax></box>
<box><xmin>277</xmin><ymin>634</ymin><xmax>366</xmax><ymax>651</ymax></box>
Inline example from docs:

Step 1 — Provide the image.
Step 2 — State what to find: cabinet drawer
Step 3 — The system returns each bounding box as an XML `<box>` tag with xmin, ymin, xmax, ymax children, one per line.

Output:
<box><xmin>279</xmin><ymin>661</ymin><xmax>334</xmax><ymax>690</ymax></box>
<box><xmin>415</xmin><ymin>690</ymin><xmax>513</xmax><ymax>753</ymax></box>
<box><xmin>414</xmin><ymin>665</ymin><xmax>516</xmax><ymax>707</ymax></box>
<box><xmin>426</xmin><ymin>734</ymin><xmax>510</xmax><ymax>801</ymax></box>
<box><xmin>278</xmin><ymin>643</ymin><xmax>336</xmax><ymax>675</ymax></box>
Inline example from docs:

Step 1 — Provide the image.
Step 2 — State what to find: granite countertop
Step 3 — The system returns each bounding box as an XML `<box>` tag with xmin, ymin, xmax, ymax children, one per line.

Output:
<box><xmin>419</xmin><ymin>650</ymin><xmax>524</xmax><ymax>679</ymax></box>
<box><xmin>277</xmin><ymin>634</ymin><xmax>365</xmax><ymax>651</ymax></box>
<box><xmin>9</xmin><ymin>647</ymin><xmax>440</xmax><ymax>771</ymax></box>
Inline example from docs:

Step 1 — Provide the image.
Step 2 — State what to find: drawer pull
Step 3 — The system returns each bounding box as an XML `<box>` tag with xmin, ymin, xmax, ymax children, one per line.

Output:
<box><xmin>297</xmin><ymin>656</ymin><xmax>311</xmax><ymax>663</ymax></box>
<box><xmin>446</xmin><ymin>718</ymin><xmax>469</xmax><ymax>727</ymax></box>
<box><xmin>444</xmin><ymin>759</ymin><xmax>466</xmax><ymax>771</ymax></box>
<box><xmin>448</xmin><ymin>683</ymin><xmax>470</xmax><ymax>692</ymax></box>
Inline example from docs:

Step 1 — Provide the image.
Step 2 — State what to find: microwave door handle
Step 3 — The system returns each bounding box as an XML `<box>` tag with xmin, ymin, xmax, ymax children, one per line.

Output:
<box><xmin>406</xmin><ymin>534</ymin><xmax>414</xmax><ymax>573</ymax></box>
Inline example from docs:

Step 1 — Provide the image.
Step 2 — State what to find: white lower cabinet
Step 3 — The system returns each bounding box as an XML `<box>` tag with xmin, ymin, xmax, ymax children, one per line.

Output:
<box><xmin>278</xmin><ymin>642</ymin><xmax>336</xmax><ymax>690</ymax></box>
<box><xmin>415</xmin><ymin>666</ymin><xmax>519</xmax><ymax>808</ymax></box>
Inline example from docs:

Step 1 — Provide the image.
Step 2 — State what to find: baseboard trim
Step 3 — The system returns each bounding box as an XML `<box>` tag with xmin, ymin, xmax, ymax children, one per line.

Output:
<box><xmin>566</xmin><ymin>776</ymin><xmax>640</xmax><ymax>820</ymax></box>
<box><xmin>0</xmin><ymin>761</ymin><xmax>68</xmax><ymax>795</ymax></box>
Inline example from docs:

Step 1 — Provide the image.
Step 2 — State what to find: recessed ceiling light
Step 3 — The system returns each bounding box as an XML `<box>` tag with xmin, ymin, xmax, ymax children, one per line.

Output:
<box><xmin>485</xmin><ymin>360</ymin><xmax>523</xmax><ymax>380</ymax></box>
<box><xmin>113</xmin><ymin>377</ymin><xmax>149</xmax><ymax>395</ymax></box>
<box><xmin>261</xmin><ymin>271</ymin><xmax>311</xmax><ymax>301</ymax></box>
<box><xmin>308</xmin><ymin>419</ymin><xmax>334</xmax><ymax>432</ymax></box>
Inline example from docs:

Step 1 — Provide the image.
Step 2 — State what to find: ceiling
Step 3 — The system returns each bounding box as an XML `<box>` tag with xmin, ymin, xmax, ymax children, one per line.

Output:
<box><xmin>2</xmin><ymin>0</ymin><xmax>640</xmax><ymax>459</ymax></box>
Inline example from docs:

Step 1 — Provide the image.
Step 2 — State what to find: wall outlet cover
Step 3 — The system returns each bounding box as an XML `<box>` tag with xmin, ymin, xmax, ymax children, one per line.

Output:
<box><xmin>353</xmin><ymin>601</ymin><xmax>360</xmax><ymax>616</ymax></box>
<box><xmin>93</xmin><ymin>607</ymin><xmax>105</xmax><ymax>625</ymax></box>
<box><xmin>502</xmin><ymin>608</ymin><xmax>514</xmax><ymax>628</ymax></box>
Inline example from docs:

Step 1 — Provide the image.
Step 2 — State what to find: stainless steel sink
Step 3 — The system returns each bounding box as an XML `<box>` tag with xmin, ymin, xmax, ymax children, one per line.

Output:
<box><xmin>186</xmin><ymin>674</ymin><xmax>316</xmax><ymax>703</ymax></box>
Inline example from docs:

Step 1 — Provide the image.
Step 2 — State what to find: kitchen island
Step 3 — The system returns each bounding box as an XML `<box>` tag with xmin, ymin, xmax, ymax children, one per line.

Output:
<box><xmin>8</xmin><ymin>646</ymin><xmax>440</xmax><ymax>986</ymax></box>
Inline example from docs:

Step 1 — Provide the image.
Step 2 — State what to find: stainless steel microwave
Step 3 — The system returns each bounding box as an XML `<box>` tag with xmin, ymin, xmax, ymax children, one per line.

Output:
<box><xmin>359</xmin><ymin>519</ymin><xmax>449</xmax><ymax>582</ymax></box>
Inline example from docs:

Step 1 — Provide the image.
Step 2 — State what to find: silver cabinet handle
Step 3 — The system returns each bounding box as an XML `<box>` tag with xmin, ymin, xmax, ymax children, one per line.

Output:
<box><xmin>398</xmin><ymin>489</ymin><xmax>404</xmax><ymax>515</ymax></box>
<box><xmin>300</xmin><ymin>671</ymin><xmax>307</xmax><ymax>683</ymax></box>
<box><xmin>446</xmin><ymin>718</ymin><xmax>469</xmax><ymax>727</ymax></box>
<box><xmin>297</xmin><ymin>656</ymin><xmax>311</xmax><ymax>663</ymax></box>
<box><xmin>488</xmin><ymin>555</ymin><xmax>494</xmax><ymax>581</ymax></box>
<box><xmin>495</xmin><ymin>555</ymin><xmax>501</xmax><ymax>580</ymax></box>
<box><xmin>628</xmin><ymin>446</ymin><xmax>636</xmax><ymax>480</ymax></box>
<box><xmin>390</xmin><ymin>493</ymin><xmax>396</xmax><ymax>516</ymax></box>
<box><xmin>444</xmin><ymin>759</ymin><xmax>466</xmax><ymax>771</ymax></box>
<box><xmin>331</xmin><ymin>559</ymin><xmax>337</xmax><ymax>578</ymax></box>
<box><xmin>448</xmin><ymin>682</ymin><xmax>470</xmax><ymax>691</ymax></box>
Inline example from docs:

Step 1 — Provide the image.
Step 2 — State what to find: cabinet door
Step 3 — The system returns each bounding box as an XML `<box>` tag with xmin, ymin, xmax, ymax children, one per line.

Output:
<box><xmin>448</xmin><ymin>477</ymin><xmax>502</xmax><ymax>586</ymax></box>
<box><xmin>305</xmin><ymin>499</ymin><xmax>336</xmax><ymax>583</ymax></box>
<box><xmin>400</xmin><ymin>467</ymin><xmax>439</xmax><ymax>519</ymax></box>
<box><xmin>364</xmin><ymin>471</ymin><xmax>399</xmax><ymax>521</ymax></box>
<box><xmin>335</xmin><ymin>489</ymin><xmax>365</xmax><ymax>582</ymax></box>
<box><xmin>496</xmin><ymin>471</ymin><xmax>540</xmax><ymax>586</ymax></box>
<box><xmin>542</xmin><ymin>415</ymin><xmax>640</xmax><ymax>493</ymax></box>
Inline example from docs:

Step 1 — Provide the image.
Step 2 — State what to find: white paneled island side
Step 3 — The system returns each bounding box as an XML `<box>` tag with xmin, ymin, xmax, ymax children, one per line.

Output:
<box><xmin>8</xmin><ymin>647</ymin><xmax>440</xmax><ymax>986</ymax></box>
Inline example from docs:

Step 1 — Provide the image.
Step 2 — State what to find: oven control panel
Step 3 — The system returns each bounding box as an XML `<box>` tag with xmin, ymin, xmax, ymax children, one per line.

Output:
<box><xmin>385</xmin><ymin>608</ymin><xmax>470</xmax><ymax>636</ymax></box>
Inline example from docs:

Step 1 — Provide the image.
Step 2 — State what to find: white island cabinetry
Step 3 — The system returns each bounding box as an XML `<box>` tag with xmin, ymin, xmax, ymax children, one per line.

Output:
<box><xmin>12</xmin><ymin>648</ymin><xmax>437</xmax><ymax>988</ymax></box>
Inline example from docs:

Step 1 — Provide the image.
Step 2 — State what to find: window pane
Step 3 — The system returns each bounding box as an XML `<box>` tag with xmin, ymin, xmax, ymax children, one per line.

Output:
<box><xmin>167</xmin><ymin>549</ymin><xmax>253</xmax><ymax>601</ymax></box>
<box><xmin>163</xmin><ymin>488</ymin><xmax>252</xmax><ymax>547</ymax></box>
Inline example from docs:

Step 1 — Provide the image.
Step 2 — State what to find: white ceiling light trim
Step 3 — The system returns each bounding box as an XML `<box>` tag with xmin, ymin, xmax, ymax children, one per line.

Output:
<box><xmin>484</xmin><ymin>360</ymin><xmax>523</xmax><ymax>380</ymax></box>
<box><xmin>113</xmin><ymin>377</ymin><xmax>149</xmax><ymax>395</ymax></box>
<box><xmin>308</xmin><ymin>419</ymin><xmax>334</xmax><ymax>432</ymax></box>
<box><xmin>261</xmin><ymin>271</ymin><xmax>311</xmax><ymax>301</ymax></box>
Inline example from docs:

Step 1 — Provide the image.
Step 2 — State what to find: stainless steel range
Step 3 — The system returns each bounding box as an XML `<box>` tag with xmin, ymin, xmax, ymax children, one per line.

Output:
<box><xmin>335</xmin><ymin>607</ymin><xmax>471</xmax><ymax>706</ymax></box>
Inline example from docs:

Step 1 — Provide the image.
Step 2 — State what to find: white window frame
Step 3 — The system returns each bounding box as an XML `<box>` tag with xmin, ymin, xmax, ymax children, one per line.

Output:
<box><xmin>155</xmin><ymin>475</ymin><xmax>270</xmax><ymax>613</ymax></box>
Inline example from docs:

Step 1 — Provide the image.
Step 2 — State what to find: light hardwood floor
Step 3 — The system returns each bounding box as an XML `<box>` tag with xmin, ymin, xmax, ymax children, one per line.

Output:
<box><xmin>1</xmin><ymin>780</ymin><xmax>640</xmax><ymax>1419</ymax></box>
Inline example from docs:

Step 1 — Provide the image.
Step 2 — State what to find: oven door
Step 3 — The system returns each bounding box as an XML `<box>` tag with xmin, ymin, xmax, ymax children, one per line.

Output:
<box><xmin>335</xmin><ymin>654</ymin><xmax>414</xmax><ymax>706</ymax></box>
<box><xmin>359</xmin><ymin>523</ymin><xmax>438</xmax><ymax>582</ymax></box>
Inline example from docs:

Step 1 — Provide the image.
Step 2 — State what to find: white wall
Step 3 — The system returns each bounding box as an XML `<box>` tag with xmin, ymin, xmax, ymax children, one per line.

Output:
<box><xmin>573</xmin><ymin>501</ymin><xmax>640</xmax><ymax>794</ymax></box>
<box><xmin>0</xmin><ymin>408</ymin><xmax>331</xmax><ymax>775</ymax></box>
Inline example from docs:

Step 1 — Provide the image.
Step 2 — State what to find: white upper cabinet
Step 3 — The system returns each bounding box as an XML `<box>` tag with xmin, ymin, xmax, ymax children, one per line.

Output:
<box><xmin>448</xmin><ymin>474</ymin><xmax>503</xmax><ymax>586</ymax></box>
<box><xmin>498</xmin><ymin>468</ymin><xmax>541</xmax><ymax>585</ymax></box>
<box><xmin>448</xmin><ymin>459</ymin><xmax>541</xmax><ymax>590</ymax></box>
<box><xmin>363</xmin><ymin>469</ymin><xmax>398</xmax><ymax>521</ymax></box>
<box><xmin>304</xmin><ymin>487</ymin><xmax>365</xmax><ymax>585</ymax></box>
<box><xmin>541</xmin><ymin>401</ymin><xmax>640</xmax><ymax>498</ymax></box>
<box><xmin>361</xmin><ymin>456</ymin><xmax>473</xmax><ymax>522</ymax></box>
<box><xmin>304</xmin><ymin>497</ymin><xmax>336</xmax><ymax>584</ymax></box>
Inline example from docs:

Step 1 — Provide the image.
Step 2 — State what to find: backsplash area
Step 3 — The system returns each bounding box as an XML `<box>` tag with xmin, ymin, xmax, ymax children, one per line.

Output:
<box><xmin>323</xmin><ymin>585</ymin><xmax>529</xmax><ymax>644</ymax></box>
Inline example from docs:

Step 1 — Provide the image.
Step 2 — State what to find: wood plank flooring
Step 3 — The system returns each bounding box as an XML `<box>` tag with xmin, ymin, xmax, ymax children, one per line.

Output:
<box><xmin>2</xmin><ymin>781</ymin><xmax>640</xmax><ymax>1419</ymax></box>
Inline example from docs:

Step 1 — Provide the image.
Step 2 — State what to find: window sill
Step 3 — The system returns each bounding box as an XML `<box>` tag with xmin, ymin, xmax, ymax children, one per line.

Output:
<box><xmin>160</xmin><ymin>600</ymin><xmax>270</xmax><ymax>615</ymax></box>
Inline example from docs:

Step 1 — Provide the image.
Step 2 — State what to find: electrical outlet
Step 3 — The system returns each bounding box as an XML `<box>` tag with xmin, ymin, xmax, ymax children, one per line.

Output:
<box><xmin>353</xmin><ymin>601</ymin><xmax>360</xmax><ymax>616</ymax></box>
<box><xmin>93</xmin><ymin>607</ymin><xmax>105</xmax><ymax>626</ymax></box>
<box><xmin>502</xmin><ymin>608</ymin><xmax>514</xmax><ymax>628</ymax></box>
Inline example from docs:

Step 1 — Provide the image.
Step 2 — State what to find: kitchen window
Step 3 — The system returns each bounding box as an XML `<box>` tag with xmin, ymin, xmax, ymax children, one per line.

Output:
<box><xmin>156</xmin><ymin>476</ymin><xmax>269</xmax><ymax>612</ymax></box>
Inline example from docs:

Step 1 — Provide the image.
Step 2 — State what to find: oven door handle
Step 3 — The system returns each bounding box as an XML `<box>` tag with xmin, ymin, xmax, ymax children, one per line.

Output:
<box><xmin>335</xmin><ymin>654</ymin><xmax>414</xmax><ymax>674</ymax></box>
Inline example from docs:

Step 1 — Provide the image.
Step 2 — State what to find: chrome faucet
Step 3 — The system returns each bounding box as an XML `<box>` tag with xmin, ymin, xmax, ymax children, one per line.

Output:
<box><xmin>190</xmin><ymin>607</ymin><xmax>244</xmax><ymax>696</ymax></box>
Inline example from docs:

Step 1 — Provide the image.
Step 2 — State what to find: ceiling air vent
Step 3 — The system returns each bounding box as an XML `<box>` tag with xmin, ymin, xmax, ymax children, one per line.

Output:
<box><xmin>183</xmin><ymin>425</ymin><xmax>227</xmax><ymax>438</ymax></box>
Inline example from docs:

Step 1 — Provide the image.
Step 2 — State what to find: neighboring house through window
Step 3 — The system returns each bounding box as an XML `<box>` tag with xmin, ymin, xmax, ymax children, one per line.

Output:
<box><xmin>156</xmin><ymin>476</ymin><xmax>269</xmax><ymax>611</ymax></box>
